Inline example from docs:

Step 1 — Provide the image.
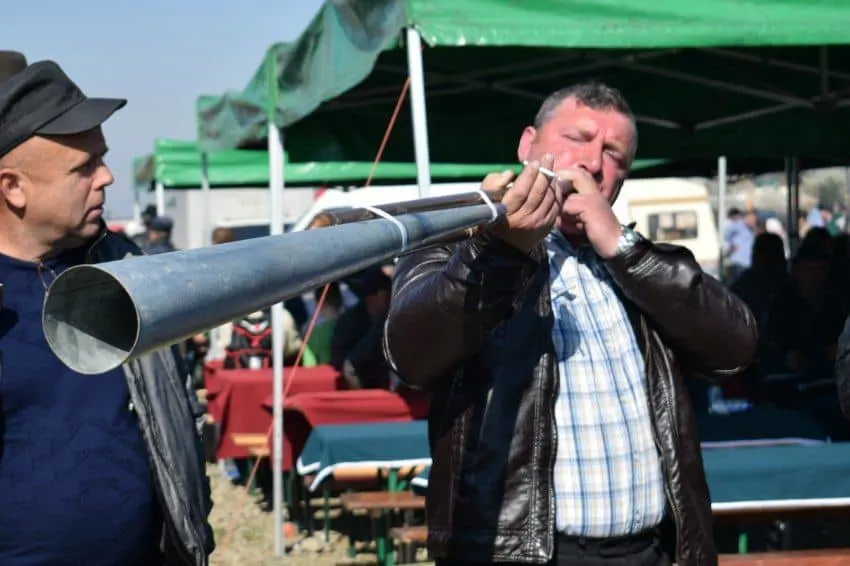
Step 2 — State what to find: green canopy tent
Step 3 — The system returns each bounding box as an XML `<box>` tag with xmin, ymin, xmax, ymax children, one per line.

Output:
<box><xmin>151</xmin><ymin>138</ymin><xmax>634</xmax><ymax>188</ymax></box>
<box><xmin>198</xmin><ymin>0</ymin><xmax>850</xmax><ymax>165</ymax></box>
<box><xmin>150</xmin><ymin>139</ymin><xmax>664</xmax><ymax>187</ymax></box>
<box><xmin>195</xmin><ymin>3</ymin><xmax>850</xmax><ymax>552</ymax></box>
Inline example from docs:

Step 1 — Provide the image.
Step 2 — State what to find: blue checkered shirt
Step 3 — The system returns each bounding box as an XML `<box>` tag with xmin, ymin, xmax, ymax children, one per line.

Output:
<box><xmin>547</xmin><ymin>231</ymin><xmax>667</xmax><ymax>538</ymax></box>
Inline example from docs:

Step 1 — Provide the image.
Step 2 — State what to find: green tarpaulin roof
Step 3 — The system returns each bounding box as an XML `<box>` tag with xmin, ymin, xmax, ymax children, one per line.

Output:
<box><xmin>197</xmin><ymin>0</ymin><xmax>850</xmax><ymax>164</ymax></box>
<box><xmin>142</xmin><ymin>139</ymin><xmax>668</xmax><ymax>189</ymax></box>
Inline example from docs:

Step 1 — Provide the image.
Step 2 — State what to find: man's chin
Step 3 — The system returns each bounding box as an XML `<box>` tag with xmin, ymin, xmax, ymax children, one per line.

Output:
<box><xmin>76</xmin><ymin>220</ymin><xmax>104</xmax><ymax>241</ymax></box>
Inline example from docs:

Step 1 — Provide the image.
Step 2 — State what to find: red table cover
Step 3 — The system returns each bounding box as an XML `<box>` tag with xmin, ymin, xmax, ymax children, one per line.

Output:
<box><xmin>205</xmin><ymin>363</ymin><xmax>342</xmax><ymax>459</ymax></box>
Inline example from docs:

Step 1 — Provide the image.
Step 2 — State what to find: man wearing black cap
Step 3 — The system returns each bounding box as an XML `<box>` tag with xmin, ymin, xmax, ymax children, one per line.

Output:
<box><xmin>0</xmin><ymin>60</ymin><xmax>213</xmax><ymax>564</ymax></box>
<box><xmin>145</xmin><ymin>215</ymin><xmax>177</xmax><ymax>255</ymax></box>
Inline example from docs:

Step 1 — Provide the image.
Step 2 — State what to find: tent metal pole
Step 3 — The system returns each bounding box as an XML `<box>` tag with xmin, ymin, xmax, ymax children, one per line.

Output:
<box><xmin>201</xmin><ymin>152</ymin><xmax>211</xmax><ymax>247</ymax></box>
<box><xmin>405</xmin><ymin>27</ymin><xmax>432</xmax><ymax>199</ymax></box>
<box><xmin>268</xmin><ymin>122</ymin><xmax>286</xmax><ymax>557</ymax></box>
<box><xmin>155</xmin><ymin>181</ymin><xmax>165</xmax><ymax>215</ymax></box>
<box><xmin>264</xmin><ymin>47</ymin><xmax>287</xmax><ymax>557</ymax></box>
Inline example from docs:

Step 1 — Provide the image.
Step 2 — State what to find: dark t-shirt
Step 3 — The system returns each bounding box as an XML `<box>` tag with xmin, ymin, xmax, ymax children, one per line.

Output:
<box><xmin>0</xmin><ymin>248</ymin><xmax>160</xmax><ymax>565</ymax></box>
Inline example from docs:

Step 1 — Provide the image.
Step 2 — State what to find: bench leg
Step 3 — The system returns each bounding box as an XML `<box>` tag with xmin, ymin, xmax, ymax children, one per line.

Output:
<box><xmin>346</xmin><ymin>495</ymin><xmax>357</xmax><ymax>559</ymax></box>
<box><xmin>323</xmin><ymin>487</ymin><xmax>331</xmax><ymax>543</ymax></box>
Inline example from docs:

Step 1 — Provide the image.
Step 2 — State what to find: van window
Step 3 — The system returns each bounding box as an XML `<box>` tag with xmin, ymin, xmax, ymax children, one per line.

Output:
<box><xmin>647</xmin><ymin>210</ymin><xmax>698</xmax><ymax>241</ymax></box>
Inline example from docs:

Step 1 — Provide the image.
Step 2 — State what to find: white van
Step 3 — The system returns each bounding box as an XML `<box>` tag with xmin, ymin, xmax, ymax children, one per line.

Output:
<box><xmin>293</xmin><ymin>177</ymin><xmax>720</xmax><ymax>276</ymax></box>
<box><xmin>613</xmin><ymin>178</ymin><xmax>720</xmax><ymax>277</ymax></box>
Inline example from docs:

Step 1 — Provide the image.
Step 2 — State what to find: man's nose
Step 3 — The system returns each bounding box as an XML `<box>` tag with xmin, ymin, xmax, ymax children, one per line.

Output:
<box><xmin>574</xmin><ymin>144</ymin><xmax>603</xmax><ymax>182</ymax></box>
<box><xmin>96</xmin><ymin>163</ymin><xmax>115</xmax><ymax>189</ymax></box>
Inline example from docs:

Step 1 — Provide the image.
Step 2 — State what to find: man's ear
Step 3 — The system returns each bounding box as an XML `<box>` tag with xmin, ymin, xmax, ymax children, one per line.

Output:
<box><xmin>517</xmin><ymin>126</ymin><xmax>536</xmax><ymax>163</ymax></box>
<box><xmin>0</xmin><ymin>168</ymin><xmax>27</xmax><ymax>210</ymax></box>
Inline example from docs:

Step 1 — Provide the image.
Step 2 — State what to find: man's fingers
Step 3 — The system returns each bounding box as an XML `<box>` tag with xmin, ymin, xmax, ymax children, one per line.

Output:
<box><xmin>559</xmin><ymin>167</ymin><xmax>598</xmax><ymax>196</ymax></box>
<box><xmin>482</xmin><ymin>170</ymin><xmax>515</xmax><ymax>192</ymax></box>
<box><xmin>517</xmin><ymin>154</ymin><xmax>555</xmax><ymax>214</ymax></box>
<box><xmin>562</xmin><ymin>194</ymin><xmax>587</xmax><ymax>216</ymax></box>
<box><xmin>519</xmin><ymin>169</ymin><xmax>552</xmax><ymax>214</ymax></box>
<box><xmin>502</xmin><ymin>160</ymin><xmax>542</xmax><ymax>214</ymax></box>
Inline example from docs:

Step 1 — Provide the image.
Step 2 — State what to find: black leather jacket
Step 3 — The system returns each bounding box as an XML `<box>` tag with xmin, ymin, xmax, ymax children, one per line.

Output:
<box><xmin>88</xmin><ymin>229</ymin><xmax>214</xmax><ymax>565</ymax></box>
<box><xmin>383</xmin><ymin>232</ymin><xmax>756</xmax><ymax>566</ymax></box>
<box><xmin>835</xmin><ymin>315</ymin><xmax>850</xmax><ymax>419</ymax></box>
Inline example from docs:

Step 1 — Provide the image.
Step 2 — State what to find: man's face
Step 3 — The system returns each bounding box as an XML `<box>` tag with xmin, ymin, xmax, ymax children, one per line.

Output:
<box><xmin>0</xmin><ymin>127</ymin><xmax>112</xmax><ymax>251</ymax></box>
<box><xmin>517</xmin><ymin>97</ymin><xmax>635</xmax><ymax>235</ymax></box>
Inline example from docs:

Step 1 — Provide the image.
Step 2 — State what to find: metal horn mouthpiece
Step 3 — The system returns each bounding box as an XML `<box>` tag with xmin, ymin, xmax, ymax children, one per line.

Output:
<box><xmin>42</xmin><ymin>200</ymin><xmax>506</xmax><ymax>375</ymax></box>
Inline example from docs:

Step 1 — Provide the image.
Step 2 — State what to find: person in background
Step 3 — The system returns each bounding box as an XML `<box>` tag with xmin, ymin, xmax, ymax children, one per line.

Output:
<box><xmin>0</xmin><ymin>58</ymin><xmax>212</xmax><ymax>565</ymax></box>
<box><xmin>765</xmin><ymin>229</ymin><xmax>845</xmax><ymax>382</ymax></box>
<box><xmin>763</xmin><ymin>216</ymin><xmax>790</xmax><ymax>257</ymax></box>
<box><xmin>731</xmin><ymin>232</ymin><xmax>790</xmax><ymax>328</ymax></box>
<box><xmin>729</xmin><ymin>232</ymin><xmax>791</xmax><ymax>401</ymax></box>
<box><xmin>128</xmin><ymin>203</ymin><xmax>157</xmax><ymax>249</ymax></box>
<box><xmin>723</xmin><ymin>207</ymin><xmax>755</xmax><ymax>284</ymax></box>
<box><xmin>332</xmin><ymin>266</ymin><xmax>392</xmax><ymax>389</ymax></box>
<box><xmin>807</xmin><ymin>202</ymin><xmax>828</xmax><ymax>229</ymax></box>
<box><xmin>305</xmin><ymin>281</ymin><xmax>344</xmax><ymax>365</ymax></box>
<box><xmin>827</xmin><ymin>203</ymin><xmax>847</xmax><ymax>236</ymax></box>
<box><xmin>143</xmin><ymin>215</ymin><xmax>176</xmax><ymax>254</ymax></box>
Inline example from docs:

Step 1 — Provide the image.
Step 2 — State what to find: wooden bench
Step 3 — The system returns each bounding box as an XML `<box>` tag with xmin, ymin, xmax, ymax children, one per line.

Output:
<box><xmin>340</xmin><ymin>490</ymin><xmax>426</xmax><ymax>515</ymax></box>
<box><xmin>391</xmin><ymin>525</ymin><xmax>428</xmax><ymax>544</ymax></box>
<box><xmin>391</xmin><ymin>526</ymin><xmax>428</xmax><ymax>564</ymax></box>
<box><xmin>718</xmin><ymin>548</ymin><xmax>850</xmax><ymax>565</ymax></box>
<box><xmin>231</xmin><ymin>433</ymin><xmax>268</xmax><ymax>448</ymax></box>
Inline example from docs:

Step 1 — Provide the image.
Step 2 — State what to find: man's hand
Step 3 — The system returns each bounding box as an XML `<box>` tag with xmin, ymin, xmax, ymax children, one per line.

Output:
<box><xmin>560</xmin><ymin>168</ymin><xmax>623</xmax><ymax>259</ymax></box>
<box><xmin>483</xmin><ymin>153</ymin><xmax>563</xmax><ymax>254</ymax></box>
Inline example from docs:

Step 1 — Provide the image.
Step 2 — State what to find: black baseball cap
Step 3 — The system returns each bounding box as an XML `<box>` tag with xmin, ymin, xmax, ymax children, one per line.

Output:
<box><xmin>0</xmin><ymin>60</ymin><xmax>126</xmax><ymax>158</ymax></box>
<box><xmin>0</xmin><ymin>51</ymin><xmax>27</xmax><ymax>81</ymax></box>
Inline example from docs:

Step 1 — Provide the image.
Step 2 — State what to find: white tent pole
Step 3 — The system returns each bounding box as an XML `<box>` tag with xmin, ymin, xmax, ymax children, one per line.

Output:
<box><xmin>200</xmin><ymin>153</ymin><xmax>212</xmax><ymax>247</ymax></box>
<box><xmin>268</xmin><ymin>122</ymin><xmax>286</xmax><ymax>557</ymax></box>
<box><xmin>717</xmin><ymin>156</ymin><xmax>727</xmax><ymax>280</ymax></box>
<box><xmin>405</xmin><ymin>27</ymin><xmax>431</xmax><ymax>199</ymax></box>
<box><xmin>155</xmin><ymin>181</ymin><xmax>165</xmax><ymax>215</ymax></box>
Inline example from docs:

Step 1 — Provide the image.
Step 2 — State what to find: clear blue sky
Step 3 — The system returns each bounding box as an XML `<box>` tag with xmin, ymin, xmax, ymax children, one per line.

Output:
<box><xmin>4</xmin><ymin>0</ymin><xmax>324</xmax><ymax>218</ymax></box>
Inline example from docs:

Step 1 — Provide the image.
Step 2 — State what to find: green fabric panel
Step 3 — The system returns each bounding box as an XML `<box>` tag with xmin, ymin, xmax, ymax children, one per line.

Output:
<box><xmin>195</xmin><ymin>0</ymin><xmax>850</xmax><ymax>163</ymax></box>
<box><xmin>408</xmin><ymin>0</ymin><xmax>850</xmax><ymax>49</ymax></box>
<box><xmin>147</xmin><ymin>137</ymin><xmax>663</xmax><ymax>188</ymax></box>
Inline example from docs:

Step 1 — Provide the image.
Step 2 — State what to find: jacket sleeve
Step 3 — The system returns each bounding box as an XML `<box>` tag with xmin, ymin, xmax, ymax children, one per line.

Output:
<box><xmin>604</xmin><ymin>240</ymin><xmax>758</xmax><ymax>376</ymax></box>
<box><xmin>383</xmin><ymin>232</ymin><xmax>539</xmax><ymax>391</ymax></box>
<box><xmin>835</xmin><ymin>316</ymin><xmax>850</xmax><ymax>419</ymax></box>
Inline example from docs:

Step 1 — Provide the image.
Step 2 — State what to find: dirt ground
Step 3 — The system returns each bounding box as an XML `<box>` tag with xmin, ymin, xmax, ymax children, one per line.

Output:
<box><xmin>206</xmin><ymin>464</ymin><xmax>428</xmax><ymax>566</ymax></box>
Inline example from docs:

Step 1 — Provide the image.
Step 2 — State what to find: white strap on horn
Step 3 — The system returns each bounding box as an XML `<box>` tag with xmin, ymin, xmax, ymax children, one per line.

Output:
<box><xmin>362</xmin><ymin>205</ymin><xmax>409</xmax><ymax>250</ymax></box>
<box><xmin>475</xmin><ymin>188</ymin><xmax>500</xmax><ymax>222</ymax></box>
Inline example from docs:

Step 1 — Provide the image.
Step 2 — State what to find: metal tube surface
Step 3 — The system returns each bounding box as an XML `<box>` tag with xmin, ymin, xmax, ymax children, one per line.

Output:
<box><xmin>42</xmin><ymin>203</ymin><xmax>505</xmax><ymax>375</ymax></box>
<box><xmin>309</xmin><ymin>189</ymin><xmax>506</xmax><ymax>228</ymax></box>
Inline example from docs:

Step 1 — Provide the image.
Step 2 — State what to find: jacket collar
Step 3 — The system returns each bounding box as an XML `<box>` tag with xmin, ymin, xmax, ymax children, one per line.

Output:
<box><xmin>84</xmin><ymin>220</ymin><xmax>144</xmax><ymax>265</ymax></box>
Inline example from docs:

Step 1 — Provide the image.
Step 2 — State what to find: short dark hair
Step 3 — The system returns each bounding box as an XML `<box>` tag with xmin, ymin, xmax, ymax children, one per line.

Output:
<box><xmin>533</xmin><ymin>81</ymin><xmax>637</xmax><ymax>154</ymax></box>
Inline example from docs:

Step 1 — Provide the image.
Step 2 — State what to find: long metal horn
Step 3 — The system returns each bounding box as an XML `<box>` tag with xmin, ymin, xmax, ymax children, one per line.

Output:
<box><xmin>308</xmin><ymin>188</ymin><xmax>507</xmax><ymax>228</ymax></box>
<box><xmin>42</xmin><ymin>201</ymin><xmax>505</xmax><ymax>375</ymax></box>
